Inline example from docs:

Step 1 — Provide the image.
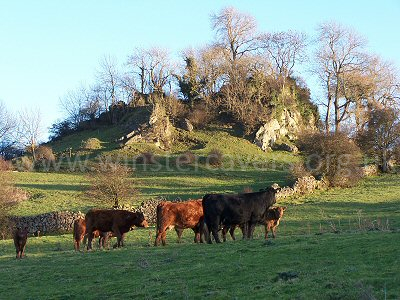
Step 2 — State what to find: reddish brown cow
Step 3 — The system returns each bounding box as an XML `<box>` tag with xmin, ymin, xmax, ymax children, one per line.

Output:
<box><xmin>222</xmin><ymin>206</ymin><xmax>287</xmax><ymax>241</ymax></box>
<box><xmin>154</xmin><ymin>199</ymin><xmax>203</xmax><ymax>246</ymax></box>
<box><xmin>73</xmin><ymin>218</ymin><xmax>110</xmax><ymax>251</ymax></box>
<box><xmin>264</xmin><ymin>206</ymin><xmax>286</xmax><ymax>239</ymax></box>
<box><xmin>13</xmin><ymin>227</ymin><xmax>28</xmax><ymax>259</ymax></box>
<box><xmin>85</xmin><ymin>209</ymin><xmax>148</xmax><ymax>250</ymax></box>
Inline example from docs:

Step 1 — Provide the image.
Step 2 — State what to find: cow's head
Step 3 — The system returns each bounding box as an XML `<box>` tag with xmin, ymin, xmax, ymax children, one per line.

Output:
<box><xmin>273</xmin><ymin>206</ymin><xmax>286</xmax><ymax>219</ymax></box>
<box><xmin>135</xmin><ymin>212</ymin><xmax>149</xmax><ymax>228</ymax></box>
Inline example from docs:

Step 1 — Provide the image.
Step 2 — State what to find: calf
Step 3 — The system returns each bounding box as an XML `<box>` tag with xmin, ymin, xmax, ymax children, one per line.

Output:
<box><xmin>73</xmin><ymin>218</ymin><xmax>109</xmax><ymax>251</ymax></box>
<box><xmin>264</xmin><ymin>206</ymin><xmax>286</xmax><ymax>239</ymax></box>
<box><xmin>13</xmin><ymin>227</ymin><xmax>28</xmax><ymax>259</ymax></box>
<box><xmin>222</xmin><ymin>206</ymin><xmax>287</xmax><ymax>241</ymax></box>
<box><xmin>85</xmin><ymin>209</ymin><xmax>148</xmax><ymax>250</ymax></box>
<box><xmin>155</xmin><ymin>199</ymin><xmax>203</xmax><ymax>246</ymax></box>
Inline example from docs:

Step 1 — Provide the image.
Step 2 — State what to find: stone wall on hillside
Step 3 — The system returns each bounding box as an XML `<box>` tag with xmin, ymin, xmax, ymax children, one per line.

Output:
<box><xmin>273</xmin><ymin>176</ymin><xmax>328</xmax><ymax>200</ymax></box>
<box><xmin>10</xmin><ymin>211</ymin><xmax>85</xmax><ymax>234</ymax></box>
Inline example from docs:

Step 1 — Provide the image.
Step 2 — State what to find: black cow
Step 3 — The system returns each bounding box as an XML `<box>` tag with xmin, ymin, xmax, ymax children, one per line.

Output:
<box><xmin>202</xmin><ymin>187</ymin><xmax>278</xmax><ymax>243</ymax></box>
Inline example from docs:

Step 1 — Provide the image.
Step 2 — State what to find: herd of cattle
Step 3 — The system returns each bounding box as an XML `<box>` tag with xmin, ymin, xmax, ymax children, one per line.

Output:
<box><xmin>13</xmin><ymin>187</ymin><xmax>286</xmax><ymax>258</ymax></box>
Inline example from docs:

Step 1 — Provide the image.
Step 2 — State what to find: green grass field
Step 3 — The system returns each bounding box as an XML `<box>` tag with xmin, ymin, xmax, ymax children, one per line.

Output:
<box><xmin>2</xmin><ymin>172</ymin><xmax>400</xmax><ymax>299</ymax></box>
<box><xmin>2</xmin><ymin>127</ymin><xmax>400</xmax><ymax>299</ymax></box>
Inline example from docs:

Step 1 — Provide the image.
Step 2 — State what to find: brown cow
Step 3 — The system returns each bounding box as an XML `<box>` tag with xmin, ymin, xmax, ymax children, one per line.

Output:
<box><xmin>73</xmin><ymin>218</ymin><xmax>110</xmax><ymax>251</ymax></box>
<box><xmin>154</xmin><ymin>199</ymin><xmax>203</xmax><ymax>246</ymax></box>
<box><xmin>264</xmin><ymin>206</ymin><xmax>286</xmax><ymax>239</ymax></box>
<box><xmin>222</xmin><ymin>206</ymin><xmax>287</xmax><ymax>241</ymax></box>
<box><xmin>85</xmin><ymin>209</ymin><xmax>148</xmax><ymax>250</ymax></box>
<box><xmin>13</xmin><ymin>227</ymin><xmax>28</xmax><ymax>259</ymax></box>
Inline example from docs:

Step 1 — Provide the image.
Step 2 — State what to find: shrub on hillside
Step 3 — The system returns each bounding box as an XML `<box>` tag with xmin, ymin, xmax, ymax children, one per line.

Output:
<box><xmin>86</xmin><ymin>162</ymin><xmax>138</xmax><ymax>207</ymax></box>
<box><xmin>188</xmin><ymin>106</ymin><xmax>214</xmax><ymax>129</ymax></box>
<box><xmin>35</xmin><ymin>145</ymin><xmax>56</xmax><ymax>161</ymax></box>
<box><xmin>176</xmin><ymin>151</ymin><xmax>196</xmax><ymax>166</ymax></box>
<box><xmin>81</xmin><ymin>138</ymin><xmax>102</xmax><ymax>150</ymax></box>
<box><xmin>296</xmin><ymin>132</ymin><xmax>363</xmax><ymax>187</ymax></box>
<box><xmin>14</xmin><ymin>156</ymin><xmax>34</xmax><ymax>172</ymax></box>
<box><xmin>0</xmin><ymin>157</ymin><xmax>12</xmax><ymax>171</ymax></box>
<box><xmin>136</xmin><ymin>152</ymin><xmax>156</xmax><ymax>164</ymax></box>
<box><xmin>0</xmin><ymin>170</ymin><xmax>28</xmax><ymax>237</ymax></box>
<box><xmin>207</xmin><ymin>148</ymin><xmax>223</xmax><ymax>167</ymax></box>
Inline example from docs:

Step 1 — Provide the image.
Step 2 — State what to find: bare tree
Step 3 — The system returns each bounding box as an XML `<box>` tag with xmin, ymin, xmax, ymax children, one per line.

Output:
<box><xmin>127</xmin><ymin>47</ymin><xmax>174</xmax><ymax>97</ymax></box>
<box><xmin>261</xmin><ymin>30</ymin><xmax>308</xmax><ymax>88</ymax></box>
<box><xmin>314</xmin><ymin>21</ymin><xmax>368</xmax><ymax>132</ymax></box>
<box><xmin>211</xmin><ymin>6</ymin><xmax>260</xmax><ymax>64</ymax></box>
<box><xmin>97</xmin><ymin>55</ymin><xmax>121</xmax><ymax>123</ymax></box>
<box><xmin>18</xmin><ymin>107</ymin><xmax>43</xmax><ymax>161</ymax></box>
<box><xmin>0</xmin><ymin>101</ymin><xmax>18</xmax><ymax>157</ymax></box>
<box><xmin>127</xmin><ymin>48</ymin><xmax>149</xmax><ymax>95</ymax></box>
<box><xmin>86</xmin><ymin>162</ymin><xmax>138</xmax><ymax>207</ymax></box>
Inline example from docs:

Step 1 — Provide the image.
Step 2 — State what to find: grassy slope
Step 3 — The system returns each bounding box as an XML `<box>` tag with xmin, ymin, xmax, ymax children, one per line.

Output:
<box><xmin>2</xmin><ymin>175</ymin><xmax>399</xmax><ymax>299</ymax></box>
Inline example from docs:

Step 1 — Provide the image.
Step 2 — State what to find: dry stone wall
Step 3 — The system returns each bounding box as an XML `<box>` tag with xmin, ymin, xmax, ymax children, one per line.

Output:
<box><xmin>10</xmin><ymin>211</ymin><xmax>85</xmax><ymax>234</ymax></box>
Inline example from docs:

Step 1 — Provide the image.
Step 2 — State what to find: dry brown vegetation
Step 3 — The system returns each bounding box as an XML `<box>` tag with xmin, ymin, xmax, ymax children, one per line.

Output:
<box><xmin>86</xmin><ymin>163</ymin><xmax>138</xmax><ymax>207</ymax></box>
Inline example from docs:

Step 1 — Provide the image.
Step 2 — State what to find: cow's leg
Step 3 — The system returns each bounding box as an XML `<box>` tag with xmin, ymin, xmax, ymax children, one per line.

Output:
<box><xmin>194</xmin><ymin>229</ymin><xmax>201</xmax><ymax>243</ymax></box>
<box><xmin>175</xmin><ymin>228</ymin><xmax>183</xmax><ymax>243</ymax></box>
<box><xmin>229</xmin><ymin>226</ymin><xmax>236</xmax><ymax>241</ymax></box>
<box><xmin>221</xmin><ymin>226</ymin><xmax>228</xmax><ymax>242</ymax></box>
<box><xmin>120</xmin><ymin>233</ymin><xmax>126</xmax><ymax>247</ymax></box>
<box><xmin>161</xmin><ymin>231</ymin><xmax>167</xmax><ymax>246</ymax></box>
<box><xmin>86</xmin><ymin>230</ymin><xmax>94</xmax><ymax>251</ymax></box>
<box><xmin>112</xmin><ymin>225</ymin><xmax>122</xmax><ymax>248</ymax></box>
<box><xmin>154</xmin><ymin>230</ymin><xmax>163</xmax><ymax>246</ymax></box>
<box><xmin>21</xmin><ymin>244</ymin><xmax>26</xmax><ymax>258</ymax></box>
<box><xmin>265</xmin><ymin>223</ymin><xmax>270</xmax><ymax>240</ymax></box>
<box><xmin>248</xmin><ymin>223</ymin><xmax>256</xmax><ymax>239</ymax></box>
<box><xmin>242</xmin><ymin>223</ymin><xmax>248</xmax><ymax>239</ymax></box>
<box><xmin>272</xmin><ymin>226</ymin><xmax>276</xmax><ymax>238</ymax></box>
<box><xmin>210</xmin><ymin>221</ymin><xmax>221</xmax><ymax>243</ymax></box>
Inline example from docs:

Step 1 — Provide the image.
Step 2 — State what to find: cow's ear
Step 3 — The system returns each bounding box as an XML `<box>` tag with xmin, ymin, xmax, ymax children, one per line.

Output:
<box><xmin>282</xmin><ymin>206</ymin><xmax>287</xmax><ymax>211</ymax></box>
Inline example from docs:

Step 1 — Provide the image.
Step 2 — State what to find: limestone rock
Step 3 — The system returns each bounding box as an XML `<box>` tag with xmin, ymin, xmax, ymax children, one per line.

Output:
<box><xmin>254</xmin><ymin>109</ymin><xmax>315</xmax><ymax>152</ymax></box>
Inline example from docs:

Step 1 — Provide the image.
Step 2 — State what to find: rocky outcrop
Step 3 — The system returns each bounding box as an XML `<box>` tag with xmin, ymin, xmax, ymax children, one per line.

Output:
<box><xmin>179</xmin><ymin>118</ymin><xmax>194</xmax><ymax>132</ymax></box>
<box><xmin>254</xmin><ymin>109</ymin><xmax>315</xmax><ymax>152</ymax></box>
<box><xmin>117</xmin><ymin>104</ymin><xmax>174</xmax><ymax>150</ymax></box>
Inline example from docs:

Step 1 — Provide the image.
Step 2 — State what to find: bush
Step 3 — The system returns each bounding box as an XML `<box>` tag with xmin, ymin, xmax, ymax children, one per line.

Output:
<box><xmin>188</xmin><ymin>106</ymin><xmax>214</xmax><ymax>129</ymax></box>
<box><xmin>176</xmin><ymin>151</ymin><xmax>196</xmax><ymax>166</ymax></box>
<box><xmin>0</xmin><ymin>157</ymin><xmax>12</xmax><ymax>171</ymax></box>
<box><xmin>207</xmin><ymin>148</ymin><xmax>223</xmax><ymax>167</ymax></box>
<box><xmin>86</xmin><ymin>163</ymin><xmax>138</xmax><ymax>207</ymax></box>
<box><xmin>81</xmin><ymin>138</ymin><xmax>102</xmax><ymax>150</ymax></box>
<box><xmin>136</xmin><ymin>152</ymin><xmax>156</xmax><ymax>164</ymax></box>
<box><xmin>35</xmin><ymin>145</ymin><xmax>56</xmax><ymax>161</ymax></box>
<box><xmin>14</xmin><ymin>156</ymin><xmax>34</xmax><ymax>172</ymax></box>
<box><xmin>296</xmin><ymin>132</ymin><xmax>363</xmax><ymax>187</ymax></box>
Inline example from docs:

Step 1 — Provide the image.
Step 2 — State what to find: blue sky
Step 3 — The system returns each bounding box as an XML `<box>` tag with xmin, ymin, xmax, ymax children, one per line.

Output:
<box><xmin>0</xmin><ymin>0</ymin><xmax>399</xmax><ymax>139</ymax></box>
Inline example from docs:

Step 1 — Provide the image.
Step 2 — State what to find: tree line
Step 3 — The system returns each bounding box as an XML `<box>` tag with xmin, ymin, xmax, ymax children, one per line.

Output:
<box><xmin>1</xmin><ymin>6</ymin><xmax>399</xmax><ymax>171</ymax></box>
